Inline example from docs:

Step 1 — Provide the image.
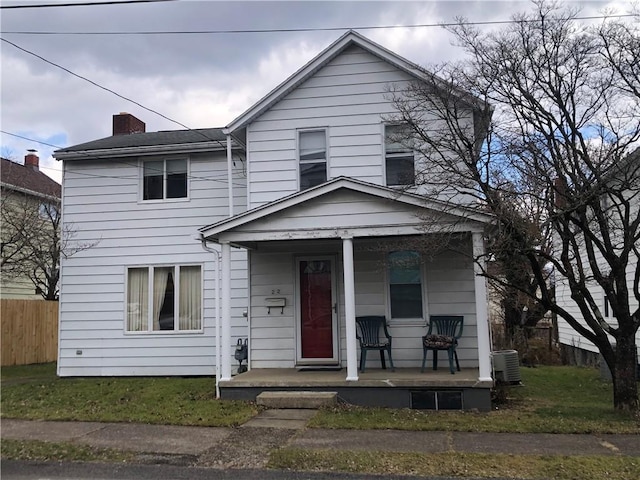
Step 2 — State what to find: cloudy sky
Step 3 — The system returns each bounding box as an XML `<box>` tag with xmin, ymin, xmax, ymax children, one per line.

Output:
<box><xmin>0</xmin><ymin>0</ymin><xmax>628</xmax><ymax>183</ymax></box>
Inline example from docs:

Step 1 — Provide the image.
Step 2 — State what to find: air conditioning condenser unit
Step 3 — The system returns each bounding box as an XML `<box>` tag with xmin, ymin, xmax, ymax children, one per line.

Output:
<box><xmin>492</xmin><ymin>350</ymin><xmax>521</xmax><ymax>384</ymax></box>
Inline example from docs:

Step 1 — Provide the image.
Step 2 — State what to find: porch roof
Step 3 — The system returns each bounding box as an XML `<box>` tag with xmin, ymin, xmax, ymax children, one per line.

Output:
<box><xmin>199</xmin><ymin>177</ymin><xmax>493</xmax><ymax>246</ymax></box>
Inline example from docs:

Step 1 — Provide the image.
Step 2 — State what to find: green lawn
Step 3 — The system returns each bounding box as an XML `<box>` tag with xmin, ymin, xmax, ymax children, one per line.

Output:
<box><xmin>269</xmin><ymin>450</ymin><xmax>640</xmax><ymax>480</ymax></box>
<box><xmin>309</xmin><ymin>366</ymin><xmax>640</xmax><ymax>434</ymax></box>
<box><xmin>2</xmin><ymin>363</ymin><xmax>639</xmax><ymax>478</ymax></box>
<box><xmin>1</xmin><ymin>363</ymin><xmax>638</xmax><ymax>433</ymax></box>
<box><xmin>1</xmin><ymin>363</ymin><xmax>257</xmax><ymax>427</ymax></box>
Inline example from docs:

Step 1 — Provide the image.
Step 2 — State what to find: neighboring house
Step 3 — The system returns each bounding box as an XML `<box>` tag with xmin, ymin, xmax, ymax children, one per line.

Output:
<box><xmin>55</xmin><ymin>31</ymin><xmax>495</xmax><ymax>409</ymax></box>
<box><xmin>555</xmin><ymin>153</ymin><xmax>640</xmax><ymax>368</ymax></box>
<box><xmin>1</xmin><ymin>152</ymin><xmax>61</xmax><ymax>299</ymax></box>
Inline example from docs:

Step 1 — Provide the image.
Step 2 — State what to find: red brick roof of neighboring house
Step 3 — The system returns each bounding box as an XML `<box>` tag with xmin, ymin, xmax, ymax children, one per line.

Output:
<box><xmin>1</xmin><ymin>157</ymin><xmax>61</xmax><ymax>199</ymax></box>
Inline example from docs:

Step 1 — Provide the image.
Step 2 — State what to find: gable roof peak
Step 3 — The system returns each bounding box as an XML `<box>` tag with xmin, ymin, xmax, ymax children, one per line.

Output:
<box><xmin>223</xmin><ymin>30</ymin><xmax>426</xmax><ymax>134</ymax></box>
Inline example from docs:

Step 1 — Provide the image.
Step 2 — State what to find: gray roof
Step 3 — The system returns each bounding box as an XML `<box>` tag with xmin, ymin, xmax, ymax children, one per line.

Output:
<box><xmin>56</xmin><ymin>128</ymin><xmax>227</xmax><ymax>154</ymax></box>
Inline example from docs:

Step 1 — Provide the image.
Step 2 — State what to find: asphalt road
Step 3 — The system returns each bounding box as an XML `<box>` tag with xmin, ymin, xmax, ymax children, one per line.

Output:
<box><xmin>1</xmin><ymin>460</ymin><xmax>503</xmax><ymax>480</ymax></box>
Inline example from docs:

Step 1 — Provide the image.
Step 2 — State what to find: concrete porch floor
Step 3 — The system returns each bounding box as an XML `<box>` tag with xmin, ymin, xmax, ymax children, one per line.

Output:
<box><xmin>219</xmin><ymin>367</ymin><xmax>492</xmax><ymax>389</ymax></box>
<box><xmin>218</xmin><ymin>367</ymin><xmax>494</xmax><ymax>410</ymax></box>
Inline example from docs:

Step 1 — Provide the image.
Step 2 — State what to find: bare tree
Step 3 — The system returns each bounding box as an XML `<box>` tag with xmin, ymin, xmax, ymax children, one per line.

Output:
<box><xmin>1</xmin><ymin>182</ymin><xmax>94</xmax><ymax>301</ymax></box>
<box><xmin>390</xmin><ymin>1</ymin><xmax>640</xmax><ymax>410</ymax></box>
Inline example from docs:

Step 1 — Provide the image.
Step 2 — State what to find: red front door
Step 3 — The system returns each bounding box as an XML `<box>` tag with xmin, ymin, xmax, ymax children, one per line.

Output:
<box><xmin>299</xmin><ymin>258</ymin><xmax>335</xmax><ymax>360</ymax></box>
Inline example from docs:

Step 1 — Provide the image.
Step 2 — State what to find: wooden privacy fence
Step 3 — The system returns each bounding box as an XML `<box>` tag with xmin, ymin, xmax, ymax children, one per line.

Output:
<box><xmin>1</xmin><ymin>299</ymin><xmax>58</xmax><ymax>366</ymax></box>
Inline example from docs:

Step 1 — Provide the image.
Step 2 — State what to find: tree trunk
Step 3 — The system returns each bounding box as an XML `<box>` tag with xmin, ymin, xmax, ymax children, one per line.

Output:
<box><xmin>503</xmin><ymin>301</ymin><xmax>522</xmax><ymax>341</ymax></box>
<box><xmin>611</xmin><ymin>334</ymin><xmax>639</xmax><ymax>411</ymax></box>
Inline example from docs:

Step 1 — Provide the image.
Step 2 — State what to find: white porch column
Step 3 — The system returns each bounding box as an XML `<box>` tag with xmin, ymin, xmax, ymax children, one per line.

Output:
<box><xmin>472</xmin><ymin>231</ymin><xmax>492</xmax><ymax>382</ymax></box>
<box><xmin>342</xmin><ymin>236</ymin><xmax>358</xmax><ymax>381</ymax></box>
<box><xmin>220</xmin><ymin>240</ymin><xmax>232</xmax><ymax>381</ymax></box>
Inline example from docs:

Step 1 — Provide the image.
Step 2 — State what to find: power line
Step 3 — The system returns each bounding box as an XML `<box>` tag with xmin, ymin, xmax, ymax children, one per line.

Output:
<box><xmin>1</xmin><ymin>130</ymin><xmax>246</xmax><ymax>186</ymax></box>
<box><xmin>0</xmin><ymin>37</ymin><xmax>231</xmax><ymax>153</ymax></box>
<box><xmin>1</xmin><ymin>0</ymin><xmax>175</xmax><ymax>9</ymax></box>
<box><xmin>2</xmin><ymin>14</ymin><xmax>637</xmax><ymax>35</ymax></box>
<box><xmin>1</xmin><ymin>36</ymin><xmax>247</xmax><ymax>176</ymax></box>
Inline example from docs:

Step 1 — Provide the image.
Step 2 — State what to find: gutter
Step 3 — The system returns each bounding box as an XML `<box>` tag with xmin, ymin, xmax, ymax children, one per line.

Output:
<box><xmin>1</xmin><ymin>182</ymin><xmax>60</xmax><ymax>202</ymax></box>
<box><xmin>54</xmin><ymin>141</ymin><xmax>239</xmax><ymax>161</ymax></box>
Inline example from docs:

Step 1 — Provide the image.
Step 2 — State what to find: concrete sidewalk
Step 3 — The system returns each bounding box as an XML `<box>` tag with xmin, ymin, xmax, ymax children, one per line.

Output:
<box><xmin>2</xmin><ymin>414</ymin><xmax>639</xmax><ymax>469</ymax></box>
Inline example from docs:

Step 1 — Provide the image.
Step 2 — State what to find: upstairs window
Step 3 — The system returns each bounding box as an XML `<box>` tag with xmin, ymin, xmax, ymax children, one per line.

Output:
<box><xmin>388</xmin><ymin>251</ymin><xmax>423</xmax><ymax>319</ymax></box>
<box><xmin>299</xmin><ymin>130</ymin><xmax>327</xmax><ymax>190</ymax></box>
<box><xmin>143</xmin><ymin>158</ymin><xmax>188</xmax><ymax>200</ymax></box>
<box><xmin>385</xmin><ymin>124</ymin><xmax>415</xmax><ymax>186</ymax></box>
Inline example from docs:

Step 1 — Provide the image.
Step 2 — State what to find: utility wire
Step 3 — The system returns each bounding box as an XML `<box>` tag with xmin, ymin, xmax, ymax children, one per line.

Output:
<box><xmin>1</xmin><ymin>129</ymin><xmax>246</xmax><ymax>186</ymax></box>
<box><xmin>0</xmin><ymin>37</ymin><xmax>232</xmax><ymax>154</ymax></box>
<box><xmin>1</xmin><ymin>0</ymin><xmax>175</xmax><ymax>9</ymax></box>
<box><xmin>2</xmin><ymin>14</ymin><xmax>638</xmax><ymax>35</ymax></box>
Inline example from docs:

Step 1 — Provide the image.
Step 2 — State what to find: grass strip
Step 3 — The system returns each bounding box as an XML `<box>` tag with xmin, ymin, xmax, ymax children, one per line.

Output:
<box><xmin>1</xmin><ymin>439</ymin><xmax>135</xmax><ymax>463</ymax></box>
<box><xmin>1</xmin><ymin>373</ymin><xmax>257</xmax><ymax>427</ymax></box>
<box><xmin>268</xmin><ymin>448</ymin><xmax>640</xmax><ymax>480</ymax></box>
<box><xmin>309</xmin><ymin>366</ymin><xmax>640</xmax><ymax>434</ymax></box>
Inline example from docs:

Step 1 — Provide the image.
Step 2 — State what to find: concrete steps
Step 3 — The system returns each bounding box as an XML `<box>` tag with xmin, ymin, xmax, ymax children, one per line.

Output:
<box><xmin>256</xmin><ymin>391</ymin><xmax>338</xmax><ymax>409</ymax></box>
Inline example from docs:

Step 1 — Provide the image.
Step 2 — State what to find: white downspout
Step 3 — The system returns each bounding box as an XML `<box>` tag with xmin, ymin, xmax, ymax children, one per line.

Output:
<box><xmin>220</xmin><ymin>240</ymin><xmax>232</xmax><ymax>381</ymax></box>
<box><xmin>227</xmin><ymin>134</ymin><xmax>234</xmax><ymax>217</ymax></box>
<box><xmin>200</xmin><ymin>235</ymin><xmax>222</xmax><ymax>398</ymax></box>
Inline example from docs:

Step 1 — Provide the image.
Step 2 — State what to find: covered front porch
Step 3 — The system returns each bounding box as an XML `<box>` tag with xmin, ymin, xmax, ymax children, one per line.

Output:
<box><xmin>200</xmin><ymin>178</ymin><xmax>495</xmax><ymax>409</ymax></box>
<box><xmin>219</xmin><ymin>367</ymin><xmax>493</xmax><ymax>410</ymax></box>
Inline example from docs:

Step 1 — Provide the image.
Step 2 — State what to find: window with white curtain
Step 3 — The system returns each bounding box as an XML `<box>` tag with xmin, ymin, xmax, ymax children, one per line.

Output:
<box><xmin>126</xmin><ymin>265</ymin><xmax>202</xmax><ymax>332</ymax></box>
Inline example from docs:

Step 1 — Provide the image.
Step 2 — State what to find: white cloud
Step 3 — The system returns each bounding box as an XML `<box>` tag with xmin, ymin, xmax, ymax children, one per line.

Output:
<box><xmin>1</xmin><ymin>0</ymin><xmax>621</xmax><ymax>186</ymax></box>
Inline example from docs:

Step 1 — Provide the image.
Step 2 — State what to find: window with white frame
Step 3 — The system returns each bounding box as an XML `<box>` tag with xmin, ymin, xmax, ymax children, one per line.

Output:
<box><xmin>38</xmin><ymin>202</ymin><xmax>60</xmax><ymax>221</ymax></box>
<box><xmin>385</xmin><ymin>124</ymin><xmax>415</xmax><ymax>186</ymax></box>
<box><xmin>299</xmin><ymin>130</ymin><xmax>327</xmax><ymax>190</ymax></box>
<box><xmin>126</xmin><ymin>265</ymin><xmax>202</xmax><ymax>332</ymax></box>
<box><xmin>388</xmin><ymin>251</ymin><xmax>423</xmax><ymax>319</ymax></box>
<box><xmin>143</xmin><ymin>158</ymin><xmax>188</xmax><ymax>200</ymax></box>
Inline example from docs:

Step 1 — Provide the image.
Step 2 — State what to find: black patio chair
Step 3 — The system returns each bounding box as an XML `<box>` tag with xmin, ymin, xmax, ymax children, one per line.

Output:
<box><xmin>356</xmin><ymin>316</ymin><xmax>395</xmax><ymax>372</ymax></box>
<box><xmin>421</xmin><ymin>315</ymin><xmax>464</xmax><ymax>374</ymax></box>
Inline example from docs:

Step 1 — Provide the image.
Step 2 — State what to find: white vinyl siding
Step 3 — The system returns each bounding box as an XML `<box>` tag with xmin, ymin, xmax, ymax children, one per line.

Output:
<box><xmin>248</xmin><ymin>236</ymin><xmax>479</xmax><ymax>370</ymax></box>
<box><xmin>58</xmin><ymin>151</ymin><xmax>249</xmax><ymax>376</ymax></box>
<box><xmin>555</xmin><ymin>192</ymin><xmax>639</xmax><ymax>356</ymax></box>
<box><xmin>246</xmin><ymin>45</ymin><xmax>416</xmax><ymax>208</ymax></box>
<box><xmin>230</xmin><ymin>189</ymin><xmax>464</xmax><ymax>236</ymax></box>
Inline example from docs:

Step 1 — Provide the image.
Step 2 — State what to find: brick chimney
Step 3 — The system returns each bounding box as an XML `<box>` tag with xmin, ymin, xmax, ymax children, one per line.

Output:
<box><xmin>25</xmin><ymin>149</ymin><xmax>39</xmax><ymax>171</ymax></box>
<box><xmin>112</xmin><ymin>112</ymin><xmax>145</xmax><ymax>135</ymax></box>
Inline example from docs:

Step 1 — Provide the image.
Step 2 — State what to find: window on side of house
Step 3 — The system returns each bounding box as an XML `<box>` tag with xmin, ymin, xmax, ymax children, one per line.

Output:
<box><xmin>299</xmin><ymin>130</ymin><xmax>327</xmax><ymax>190</ymax></box>
<box><xmin>38</xmin><ymin>202</ymin><xmax>60</xmax><ymax>221</ymax></box>
<box><xmin>143</xmin><ymin>158</ymin><xmax>188</xmax><ymax>200</ymax></box>
<box><xmin>603</xmin><ymin>290</ymin><xmax>616</xmax><ymax>319</ymax></box>
<box><xmin>388</xmin><ymin>250</ymin><xmax>423</xmax><ymax>319</ymax></box>
<box><xmin>126</xmin><ymin>265</ymin><xmax>202</xmax><ymax>332</ymax></box>
<box><xmin>385</xmin><ymin>124</ymin><xmax>415</xmax><ymax>186</ymax></box>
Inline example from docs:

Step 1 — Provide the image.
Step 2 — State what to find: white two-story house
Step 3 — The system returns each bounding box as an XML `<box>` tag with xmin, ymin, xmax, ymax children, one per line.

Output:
<box><xmin>55</xmin><ymin>31</ymin><xmax>495</xmax><ymax>410</ymax></box>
